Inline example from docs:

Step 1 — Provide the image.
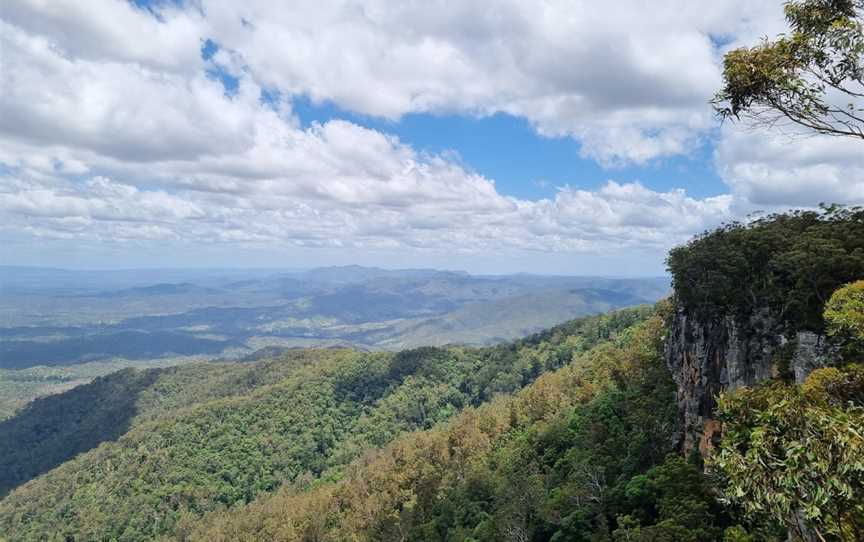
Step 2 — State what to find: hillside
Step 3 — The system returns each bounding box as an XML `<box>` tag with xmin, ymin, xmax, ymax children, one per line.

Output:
<box><xmin>373</xmin><ymin>288</ymin><xmax>646</xmax><ymax>349</ymax></box>
<box><xmin>0</xmin><ymin>307</ymin><xmax>652</xmax><ymax>541</ymax></box>
<box><xmin>0</xmin><ymin>349</ymin><xmax>345</xmax><ymax>497</ymax></box>
<box><xmin>665</xmin><ymin>206</ymin><xmax>864</xmax><ymax>452</ymax></box>
<box><xmin>183</xmin><ymin>309</ymin><xmax>725</xmax><ymax>541</ymax></box>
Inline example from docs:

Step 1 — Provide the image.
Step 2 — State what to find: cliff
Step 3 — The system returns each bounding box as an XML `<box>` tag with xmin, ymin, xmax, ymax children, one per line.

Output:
<box><xmin>662</xmin><ymin>207</ymin><xmax>864</xmax><ymax>455</ymax></box>
<box><xmin>664</xmin><ymin>306</ymin><xmax>832</xmax><ymax>454</ymax></box>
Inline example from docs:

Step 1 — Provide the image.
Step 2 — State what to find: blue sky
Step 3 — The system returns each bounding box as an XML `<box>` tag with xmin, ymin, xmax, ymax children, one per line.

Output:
<box><xmin>202</xmin><ymin>29</ymin><xmax>726</xmax><ymax>203</ymax></box>
<box><xmin>202</xmin><ymin>31</ymin><xmax>728</xmax><ymax>204</ymax></box>
<box><xmin>1</xmin><ymin>1</ymin><xmax>862</xmax><ymax>275</ymax></box>
<box><xmin>291</xmin><ymin>99</ymin><xmax>728</xmax><ymax>202</ymax></box>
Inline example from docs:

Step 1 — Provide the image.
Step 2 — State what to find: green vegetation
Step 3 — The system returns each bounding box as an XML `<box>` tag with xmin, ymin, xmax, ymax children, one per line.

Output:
<box><xmin>666</xmin><ymin>208</ymin><xmax>864</xmax><ymax>540</ymax></box>
<box><xmin>0</xmin><ymin>351</ymin><xmax>338</xmax><ymax>497</ymax></box>
<box><xmin>0</xmin><ymin>357</ymin><xmax>205</xmax><ymax>421</ymax></box>
<box><xmin>0</xmin><ymin>307</ymin><xmax>651</xmax><ymax>541</ymax></box>
<box><xmin>712</xmin><ymin>282</ymin><xmax>864</xmax><ymax>541</ymax></box>
<box><xmin>713</xmin><ymin>0</ymin><xmax>864</xmax><ymax>140</ymax></box>
<box><xmin>714</xmin><ymin>365</ymin><xmax>864</xmax><ymax>541</ymax></box>
<box><xmin>825</xmin><ymin>279</ymin><xmax>864</xmax><ymax>356</ymax></box>
<box><xmin>667</xmin><ymin>205</ymin><xmax>864</xmax><ymax>331</ymax></box>
<box><xmin>187</xmin><ymin>311</ymin><xmax>755</xmax><ymax>541</ymax></box>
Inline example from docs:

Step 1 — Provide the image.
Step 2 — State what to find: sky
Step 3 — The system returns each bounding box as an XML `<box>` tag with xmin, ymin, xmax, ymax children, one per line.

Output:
<box><xmin>0</xmin><ymin>0</ymin><xmax>863</xmax><ymax>275</ymax></box>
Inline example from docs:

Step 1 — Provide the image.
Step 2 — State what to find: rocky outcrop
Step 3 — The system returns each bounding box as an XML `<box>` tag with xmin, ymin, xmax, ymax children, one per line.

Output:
<box><xmin>664</xmin><ymin>305</ymin><xmax>830</xmax><ymax>454</ymax></box>
<box><xmin>792</xmin><ymin>331</ymin><xmax>831</xmax><ymax>384</ymax></box>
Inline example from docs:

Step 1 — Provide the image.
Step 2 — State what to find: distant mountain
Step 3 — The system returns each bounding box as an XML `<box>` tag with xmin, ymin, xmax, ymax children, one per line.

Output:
<box><xmin>0</xmin><ymin>266</ymin><xmax>669</xmax><ymax>369</ymax></box>
<box><xmin>78</xmin><ymin>282</ymin><xmax>223</xmax><ymax>298</ymax></box>
<box><xmin>0</xmin><ymin>266</ymin><xmax>290</xmax><ymax>295</ymax></box>
<box><xmin>296</xmin><ymin>264</ymin><xmax>469</xmax><ymax>284</ymax></box>
<box><xmin>373</xmin><ymin>288</ymin><xmax>650</xmax><ymax>348</ymax></box>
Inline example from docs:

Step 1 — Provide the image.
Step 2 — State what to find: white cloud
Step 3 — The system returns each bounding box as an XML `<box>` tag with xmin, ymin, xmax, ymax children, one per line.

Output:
<box><xmin>716</xmin><ymin>127</ymin><xmax>864</xmax><ymax>209</ymax></box>
<box><xmin>1</xmin><ymin>0</ymin><xmax>204</xmax><ymax>71</ymax></box>
<box><xmin>200</xmin><ymin>0</ymin><xmax>786</xmax><ymax>165</ymax></box>
<box><xmin>0</xmin><ymin>158</ymin><xmax>733</xmax><ymax>260</ymax></box>
<box><xmin>1</xmin><ymin>0</ymin><xmax>858</xmax><ymax>273</ymax></box>
<box><xmin>0</xmin><ymin>20</ymin><xmax>260</xmax><ymax>162</ymax></box>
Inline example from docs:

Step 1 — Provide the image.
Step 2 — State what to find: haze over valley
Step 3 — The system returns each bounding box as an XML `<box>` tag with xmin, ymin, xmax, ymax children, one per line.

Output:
<box><xmin>0</xmin><ymin>266</ymin><xmax>669</xmax><ymax>362</ymax></box>
<box><xmin>0</xmin><ymin>265</ymin><xmax>667</xmax><ymax>418</ymax></box>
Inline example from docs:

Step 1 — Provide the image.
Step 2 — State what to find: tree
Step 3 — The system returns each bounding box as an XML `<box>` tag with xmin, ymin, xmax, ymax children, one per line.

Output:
<box><xmin>713</xmin><ymin>0</ymin><xmax>864</xmax><ymax>139</ymax></box>
<box><xmin>712</xmin><ymin>365</ymin><xmax>864</xmax><ymax>542</ymax></box>
<box><xmin>824</xmin><ymin>279</ymin><xmax>864</xmax><ymax>355</ymax></box>
<box><xmin>666</xmin><ymin>206</ymin><xmax>864</xmax><ymax>332</ymax></box>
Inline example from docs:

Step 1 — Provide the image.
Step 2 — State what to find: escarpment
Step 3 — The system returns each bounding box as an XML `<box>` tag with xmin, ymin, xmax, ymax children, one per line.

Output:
<box><xmin>663</xmin><ymin>206</ymin><xmax>864</xmax><ymax>454</ymax></box>
<box><xmin>664</xmin><ymin>306</ymin><xmax>831</xmax><ymax>453</ymax></box>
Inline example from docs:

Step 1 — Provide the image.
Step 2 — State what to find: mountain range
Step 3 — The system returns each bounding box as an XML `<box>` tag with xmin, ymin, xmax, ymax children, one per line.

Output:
<box><xmin>0</xmin><ymin>265</ymin><xmax>669</xmax><ymax>368</ymax></box>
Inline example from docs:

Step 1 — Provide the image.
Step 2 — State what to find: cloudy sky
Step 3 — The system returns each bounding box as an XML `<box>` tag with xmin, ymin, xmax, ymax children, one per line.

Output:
<box><xmin>1</xmin><ymin>0</ymin><xmax>862</xmax><ymax>275</ymax></box>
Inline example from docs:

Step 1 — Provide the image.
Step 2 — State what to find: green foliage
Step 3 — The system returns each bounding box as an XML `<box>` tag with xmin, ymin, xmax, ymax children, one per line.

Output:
<box><xmin>824</xmin><ymin>279</ymin><xmax>864</xmax><ymax>356</ymax></box>
<box><xmin>713</xmin><ymin>0</ymin><xmax>864</xmax><ymax>139</ymax></box>
<box><xmin>186</xmin><ymin>313</ymin><xmax>751</xmax><ymax>542</ymax></box>
<box><xmin>0</xmin><ymin>350</ymin><xmax>340</xmax><ymax>499</ymax></box>
<box><xmin>666</xmin><ymin>206</ymin><xmax>864</xmax><ymax>331</ymax></box>
<box><xmin>0</xmin><ymin>357</ymin><xmax>200</xmax><ymax>422</ymax></box>
<box><xmin>610</xmin><ymin>457</ymin><xmax>725</xmax><ymax>542</ymax></box>
<box><xmin>0</xmin><ymin>307</ymin><xmax>652</xmax><ymax>541</ymax></box>
<box><xmin>713</xmin><ymin>364</ymin><xmax>864</xmax><ymax>541</ymax></box>
<box><xmin>0</xmin><ymin>368</ymin><xmax>160</xmax><ymax>498</ymax></box>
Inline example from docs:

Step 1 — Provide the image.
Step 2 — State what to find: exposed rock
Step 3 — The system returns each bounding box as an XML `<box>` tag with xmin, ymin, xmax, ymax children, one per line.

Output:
<box><xmin>664</xmin><ymin>305</ymin><xmax>831</xmax><ymax>454</ymax></box>
<box><xmin>698</xmin><ymin>419</ymin><xmax>722</xmax><ymax>458</ymax></box>
<box><xmin>792</xmin><ymin>331</ymin><xmax>830</xmax><ymax>384</ymax></box>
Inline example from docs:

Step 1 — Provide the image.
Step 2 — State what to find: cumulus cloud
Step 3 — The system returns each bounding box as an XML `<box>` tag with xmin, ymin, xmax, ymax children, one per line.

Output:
<box><xmin>201</xmin><ymin>0</ymin><xmax>785</xmax><ymax>165</ymax></box>
<box><xmin>0</xmin><ymin>20</ymin><xmax>260</xmax><ymax>162</ymax></box>
<box><xmin>0</xmin><ymin>166</ymin><xmax>732</xmax><ymax>257</ymax></box>
<box><xmin>0</xmin><ymin>0</ymin><xmax>857</xmax><ymax>272</ymax></box>
<box><xmin>1</xmin><ymin>0</ymin><xmax>204</xmax><ymax>71</ymax></box>
<box><xmin>715</xmin><ymin>127</ymin><xmax>864</xmax><ymax>209</ymax></box>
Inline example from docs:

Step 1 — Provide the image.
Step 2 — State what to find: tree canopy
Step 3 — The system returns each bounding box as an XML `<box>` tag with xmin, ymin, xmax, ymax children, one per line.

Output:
<box><xmin>713</xmin><ymin>364</ymin><xmax>864</xmax><ymax>541</ymax></box>
<box><xmin>825</xmin><ymin>279</ymin><xmax>864</xmax><ymax>356</ymax></box>
<box><xmin>666</xmin><ymin>205</ymin><xmax>864</xmax><ymax>332</ymax></box>
<box><xmin>0</xmin><ymin>307</ymin><xmax>652</xmax><ymax>541</ymax></box>
<box><xmin>183</xmin><ymin>311</ymin><xmax>776</xmax><ymax>542</ymax></box>
<box><xmin>713</xmin><ymin>0</ymin><xmax>864</xmax><ymax>139</ymax></box>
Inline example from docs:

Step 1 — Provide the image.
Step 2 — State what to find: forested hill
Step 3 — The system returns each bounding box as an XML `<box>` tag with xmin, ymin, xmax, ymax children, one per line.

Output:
<box><xmin>0</xmin><ymin>306</ymin><xmax>651</xmax><ymax>541</ymax></box>
<box><xmin>0</xmin><ymin>349</ymin><xmax>349</xmax><ymax>498</ymax></box>
<box><xmin>666</xmin><ymin>206</ymin><xmax>864</xmax><ymax>332</ymax></box>
<box><xmin>182</xmin><ymin>306</ymin><xmax>724</xmax><ymax>542</ymax></box>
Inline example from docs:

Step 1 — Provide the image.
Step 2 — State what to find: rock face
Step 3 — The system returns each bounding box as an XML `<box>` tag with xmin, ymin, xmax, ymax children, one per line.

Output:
<box><xmin>792</xmin><ymin>331</ymin><xmax>831</xmax><ymax>384</ymax></box>
<box><xmin>664</xmin><ymin>305</ymin><xmax>830</xmax><ymax>454</ymax></box>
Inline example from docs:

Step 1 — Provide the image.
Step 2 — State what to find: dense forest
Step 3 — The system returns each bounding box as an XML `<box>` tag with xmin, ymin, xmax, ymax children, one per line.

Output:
<box><xmin>667</xmin><ymin>205</ymin><xmax>864</xmax><ymax>332</ymax></box>
<box><xmin>181</xmin><ymin>267</ymin><xmax>864</xmax><ymax>542</ymax></box>
<box><xmin>184</xmin><ymin>308</ymin><xmax>735</xmax><ymax>541</ymax></box>
<box><xmin>0</xmin><ymin>307</ymin><xmax>651</xmax><ymax>540</ymax></box>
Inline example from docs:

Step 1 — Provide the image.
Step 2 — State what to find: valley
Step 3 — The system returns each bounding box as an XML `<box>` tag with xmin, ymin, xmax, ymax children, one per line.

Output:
<box><xmin>0</xmin><ymin>266</ymin><xmax>667</xmax><ymax>418</ymax></box>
